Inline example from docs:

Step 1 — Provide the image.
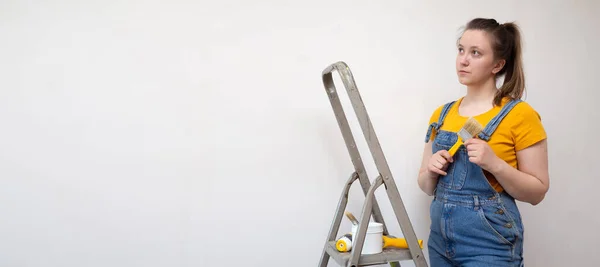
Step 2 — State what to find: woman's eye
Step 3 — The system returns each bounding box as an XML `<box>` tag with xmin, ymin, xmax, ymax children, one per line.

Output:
<box><xmin>458</xmin><ymin>48</ymin><xmax>464</xmax><ymax>53</ymax></box>
<box><xmin>472</xmin><ymin>50</ymin><xmax>480</xmax><ymax>55</ymax></box>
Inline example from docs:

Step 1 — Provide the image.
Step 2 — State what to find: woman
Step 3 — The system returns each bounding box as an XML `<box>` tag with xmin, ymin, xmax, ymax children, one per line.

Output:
<box><xmin>417</xmin><ymin>18</ymin><xmax>550</xmax><ymax>266</ymax></box>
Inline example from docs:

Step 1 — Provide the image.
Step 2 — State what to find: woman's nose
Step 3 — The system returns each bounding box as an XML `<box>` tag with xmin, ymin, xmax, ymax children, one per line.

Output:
<box><xmin>460</xmin><ymin>55</ymin><xmax>469</xmax><ymax>66</ymax></box>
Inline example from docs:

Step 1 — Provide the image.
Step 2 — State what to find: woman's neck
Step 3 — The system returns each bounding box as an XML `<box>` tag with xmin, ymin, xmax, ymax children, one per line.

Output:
<box><xmin>463</xmin><ymin>78</ymin><xmax>497</xmax><ymax>105</ymax></box>
<box><xmin>458</xmin><ymin>78</ymin><xmax>498</xmax><ymax>117</ymax></box>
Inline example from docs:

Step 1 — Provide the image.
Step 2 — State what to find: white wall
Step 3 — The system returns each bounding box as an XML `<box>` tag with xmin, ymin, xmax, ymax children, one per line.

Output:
<box><xmin>1</xmin><ymin>1</ymin><xmax>598</xmax><ymax>266</ymax></box>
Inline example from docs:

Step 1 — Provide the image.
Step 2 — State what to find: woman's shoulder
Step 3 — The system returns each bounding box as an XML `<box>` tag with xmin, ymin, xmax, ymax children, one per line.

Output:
<box><xmin>428</xmin><ymin>97</ymin><xmax>462</xmax><ymax>123</ymax></box>
<box><xmin>504</xmin><ymin>99</ymin><xmax>547</xmax><ymax>150</ymax></box>
<box><xmin>507</xmin><ymin>99</ymin><xmax>543</xmax><ymax>121</ymax></box>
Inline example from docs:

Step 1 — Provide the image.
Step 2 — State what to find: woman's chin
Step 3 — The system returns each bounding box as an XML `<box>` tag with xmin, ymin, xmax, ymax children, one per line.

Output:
<box><xmin>457</xmin><ymin>77</ymin><xmax>471</xmax><ymax>85</ymax></box>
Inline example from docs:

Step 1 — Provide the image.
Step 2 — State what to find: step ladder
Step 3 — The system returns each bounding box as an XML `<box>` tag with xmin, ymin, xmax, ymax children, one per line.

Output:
<box><xmin>317</xmin><ymin>61</ymin><xmax>428</xmax><ymax>267</ymax></box>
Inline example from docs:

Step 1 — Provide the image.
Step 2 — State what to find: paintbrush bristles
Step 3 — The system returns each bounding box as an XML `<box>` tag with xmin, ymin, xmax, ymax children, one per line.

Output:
<box><xmin>458</xmin><ymin>117</ymin><xmax>484</xmax><ymax>141</ymax></box>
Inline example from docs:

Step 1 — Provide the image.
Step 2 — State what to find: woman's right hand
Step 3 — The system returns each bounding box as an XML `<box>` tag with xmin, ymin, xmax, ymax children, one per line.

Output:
<box><xmin>427</xmin><ymin>150</ymin><xmax>454</xmax><ymax>177</ymax></box>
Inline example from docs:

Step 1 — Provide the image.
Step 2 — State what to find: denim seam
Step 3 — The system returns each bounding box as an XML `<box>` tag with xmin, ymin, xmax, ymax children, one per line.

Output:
<box><xmin>448</xmin><ymin>207</ymin><xmax>455</xmax><ymax>259</ymax></box>
<box><xmin>498</xmin><ymin>195</ymin><xmax>521</xmax><ymax>261</ymax></box>
<box><xmin>439</xmin><ymin>202</ymin><xmax>449</xmax><ymax>258</ymax></box>
<box><xmin>498</xmin><ymin>196</ymin><xmax>521</xmax><ymax>234</ymax></box>
<box><xmin>435</xmin><ymin>198</ymin><xmax>497</xmax><ymax>206</ymax></box>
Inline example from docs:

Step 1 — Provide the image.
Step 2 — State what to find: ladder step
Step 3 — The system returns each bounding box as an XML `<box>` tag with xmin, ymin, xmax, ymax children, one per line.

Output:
<box><xmin>324</xmin><ymin>241</ymin><xmax>413</xmax><ymax>267</ymax></box>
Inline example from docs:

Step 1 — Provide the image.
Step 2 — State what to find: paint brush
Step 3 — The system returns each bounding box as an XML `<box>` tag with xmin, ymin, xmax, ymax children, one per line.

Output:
<box><xmin>344</xmin><ymin>211</ymin><xmax>359</xmax><ymax>225</ymax></box>
<box><xmin>448</xmin><ymin>117</ymin><xmax>484</xmax><ymax>156</ymax></box>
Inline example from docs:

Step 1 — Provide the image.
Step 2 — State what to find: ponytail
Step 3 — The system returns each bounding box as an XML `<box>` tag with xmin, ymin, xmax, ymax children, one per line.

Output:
<box><xmin>494</xmin><ymin>23</ymin><xmax>525</xmax><ymax>106</ymax></box>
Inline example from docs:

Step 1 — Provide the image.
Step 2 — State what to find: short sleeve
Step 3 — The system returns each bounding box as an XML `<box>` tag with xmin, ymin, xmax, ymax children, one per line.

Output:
<box><xmin>511</xmin><ymin>103</ymin><xmax>547</xmax><ymax>151</ymax></box>
<box><xmin>426</xmin><ymin>105</ymin><xmax>443</xmax><ymax>142</ymax></box>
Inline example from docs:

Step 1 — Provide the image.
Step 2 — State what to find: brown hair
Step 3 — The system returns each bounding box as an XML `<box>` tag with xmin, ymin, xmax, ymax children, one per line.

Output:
<box><xmin>463</xmin><ymin>18</ymin><xmax>525</xmax><ymax>106</ymax></box>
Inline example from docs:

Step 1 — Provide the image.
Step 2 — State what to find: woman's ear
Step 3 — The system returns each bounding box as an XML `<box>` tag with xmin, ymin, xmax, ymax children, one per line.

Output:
<box><xmin>492</xmin><ymin>59</ymin><xmax>506</xmax><ymax>74</ymax></box>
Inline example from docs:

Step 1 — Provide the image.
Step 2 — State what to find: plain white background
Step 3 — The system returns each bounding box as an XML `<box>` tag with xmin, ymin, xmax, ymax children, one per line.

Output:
<box><xmin>1</xmin><ymin>0</ymin><xmax>598</xmax><ymax>266</ymax></box>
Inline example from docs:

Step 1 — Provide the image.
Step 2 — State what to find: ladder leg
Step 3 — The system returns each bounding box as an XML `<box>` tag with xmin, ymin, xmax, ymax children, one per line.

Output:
<box><xmin>347</xmin><ymin>174</ymin><xmax>402</xmax><ymax>267</ymax></box>
<box><xmin>319</xmin><ymin>172</ymin><xmax>359</xmax><ymax>267</ymax></box>
<box><xmin>348</xmin><ymin>176</ymin><xmax>383</xmax><ymax>267</ymax></box>
<box><xmin>384</xmin><ymin>179</ymin><xmax>428</xmax><ymax>266</ymax></box>
<box><xmin>348</xmin><ymin>176</ymin><xmax>403</xmax><ymax>267</ymax></box>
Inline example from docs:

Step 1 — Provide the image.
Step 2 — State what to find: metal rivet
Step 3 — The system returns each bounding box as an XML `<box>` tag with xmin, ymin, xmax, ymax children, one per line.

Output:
<box><xmin>505</xmin><ymin>223</ymin><xmax>512</xmax><ymax>228</ymax></box>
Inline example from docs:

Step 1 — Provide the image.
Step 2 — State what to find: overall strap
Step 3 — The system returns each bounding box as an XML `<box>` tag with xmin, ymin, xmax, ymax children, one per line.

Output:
<box><xmin>477</xmin><ymin>99</ymin><xmax>523</xmax><ymax>141</ymax></box>
<box><xmin>424</xmin><ymin>101</ymin><xmax>456</xmax><ymax>142</ymax></box>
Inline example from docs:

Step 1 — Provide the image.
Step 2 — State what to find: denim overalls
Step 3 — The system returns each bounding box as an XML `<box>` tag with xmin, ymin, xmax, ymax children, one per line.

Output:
<box><xmin>424</xmin><ymin>99</ymin><xmax>525</xmax><ymax>267</ymax></box>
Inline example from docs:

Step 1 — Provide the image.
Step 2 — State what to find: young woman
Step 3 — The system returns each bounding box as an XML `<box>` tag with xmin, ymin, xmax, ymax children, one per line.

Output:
<box><xmin>417</xmin><ymin>18</ymin><xmax>550</xmax><ymax>266</ymax></box>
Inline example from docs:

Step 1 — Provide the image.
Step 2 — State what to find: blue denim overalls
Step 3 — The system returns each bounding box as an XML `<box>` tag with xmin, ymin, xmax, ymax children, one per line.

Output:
<box><xmin>424</xmin><ymin>99</ymin><xmax>525</xmax><ymax>267</ymax></box>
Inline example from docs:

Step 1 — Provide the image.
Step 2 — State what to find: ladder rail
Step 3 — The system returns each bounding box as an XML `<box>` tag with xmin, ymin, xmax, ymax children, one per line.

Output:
<box><xmin>320</xmin><ymin>61</ymin><xmax>428</xmax><ymax>267</ymax></box>
<box><xmin>349</xmin><ymin>175</ymin><xmax>384</xmax><ymax>267</ymax></box>
<box><xmin>321</xmin><ymin>63</ymin><xmax>388</xmax><ymax>233</ymax></box>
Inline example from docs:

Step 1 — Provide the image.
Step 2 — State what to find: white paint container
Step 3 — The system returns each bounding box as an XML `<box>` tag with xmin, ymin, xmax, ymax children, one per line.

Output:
<box><xmin>351</xmin><ymin>222</ymin><xmax>383</xmax><ymax>254</ymax></box>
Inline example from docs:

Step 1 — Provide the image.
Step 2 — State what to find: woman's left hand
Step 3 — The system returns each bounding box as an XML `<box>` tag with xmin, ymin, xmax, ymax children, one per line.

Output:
<box><xmin>464</xmin><ymin>138</ymin><xmax>501</xmax><ymax>172</ymax></box>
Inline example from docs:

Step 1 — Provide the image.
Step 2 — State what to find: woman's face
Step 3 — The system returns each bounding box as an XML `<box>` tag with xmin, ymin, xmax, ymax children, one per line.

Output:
<box><xmin>456</xmin><ymin>29</ymin><xmax>504</xmax><ymax>86</ymax></box>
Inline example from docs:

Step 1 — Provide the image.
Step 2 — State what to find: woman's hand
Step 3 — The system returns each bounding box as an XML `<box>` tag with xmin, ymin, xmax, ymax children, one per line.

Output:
<box><xmin>464</xmin><ymin>138</ymin><xmax>550</xmax><ymax>205</ymax></box>
<box><xmin>464</xmin><ymin>138</ymin><xmax>502</xmax><ymax>172</ymax></box>
<box><xmin>427</xmin><ymin>150</ymin><xmax>454</xmax><ymax>177</ymax></box>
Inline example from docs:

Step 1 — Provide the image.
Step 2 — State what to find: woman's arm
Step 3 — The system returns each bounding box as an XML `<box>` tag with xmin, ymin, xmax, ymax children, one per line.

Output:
<box><xmin>489</xmin><ymin>139</ymin><xmax>550</xmax><ymax>205</ymax></box>
<box><xmin>465</xmin><ymin>138</ymin><xmax>550</xmax><ymax>205</ymax></box>
<box><xmin>417</xmin><ymin>142</ymin><xmax>437</xmax><ymax>195</ymax></box>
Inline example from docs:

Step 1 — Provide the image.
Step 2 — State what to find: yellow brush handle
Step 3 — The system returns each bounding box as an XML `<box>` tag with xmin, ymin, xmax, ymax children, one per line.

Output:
<box><xmin>448</xmin><ymin>138</ymin><xmax>463</xmax><ymax>156</ymax></box>
<box><xmin>382</xmin><ymin>236</ymin><xmax>423</xmax><ymax>249</ymax></box>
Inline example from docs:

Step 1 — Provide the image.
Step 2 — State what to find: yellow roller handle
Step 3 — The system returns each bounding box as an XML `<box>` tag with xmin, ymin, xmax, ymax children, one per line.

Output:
<box><xmin>382</xmin><ymin>235</ymin><xmax>423</xmax><ymax>249</ymax></box>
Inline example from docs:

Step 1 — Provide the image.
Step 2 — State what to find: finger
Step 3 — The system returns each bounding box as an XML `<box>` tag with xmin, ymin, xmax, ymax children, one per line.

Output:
<box><xmin>430</xmin><ymin>166</ymin><xmax>447</xmax><ymax>176</ymax></box>
<box><xmin>466</xmin><ymin>143</ymin><xmax>480</xmax><ymax>151</ymax></box>
<box><xmin>464</xmin><ymin>138</ymin><xmax>482</xmax><ymax>146</ymax></box>
<box><xmin>429</xmin><ymin>162</ymin><xmax>448</xmax><ymax>174</ymax></box>
<box><xmin>436</xmin><ymin>169</ymin><xmax>448</xmax><ymax>176</ymax></box>
<box><xmin>439</xmin><ymin>150</ymin><xmax>454</xmax><ymax>162</ymax></box>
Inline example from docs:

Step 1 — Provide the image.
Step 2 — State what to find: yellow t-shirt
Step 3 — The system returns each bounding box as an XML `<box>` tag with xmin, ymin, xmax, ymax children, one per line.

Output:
<box><xmin>427</xmin><ymin>97</ymin><xmax>547</xmax><ymax>192</ymax></box>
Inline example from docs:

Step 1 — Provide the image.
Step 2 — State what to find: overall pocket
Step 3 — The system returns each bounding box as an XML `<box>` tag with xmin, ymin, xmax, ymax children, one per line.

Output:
<box><xmin>432</xmin><ymin>130</ymin><xmax>467</xmax><ymax>190</ymax></box>
<box><xmin>477</xmin><ymin>204</ymin><xmax>520</xmax><ymax>247</ymax></box>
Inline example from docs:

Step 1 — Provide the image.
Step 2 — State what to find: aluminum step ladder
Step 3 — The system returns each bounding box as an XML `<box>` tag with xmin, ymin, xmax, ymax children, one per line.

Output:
<box><xmin>318</xmin><ymin>61</ymin><xmax>428</xmax><ymax>267</ymax></box>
